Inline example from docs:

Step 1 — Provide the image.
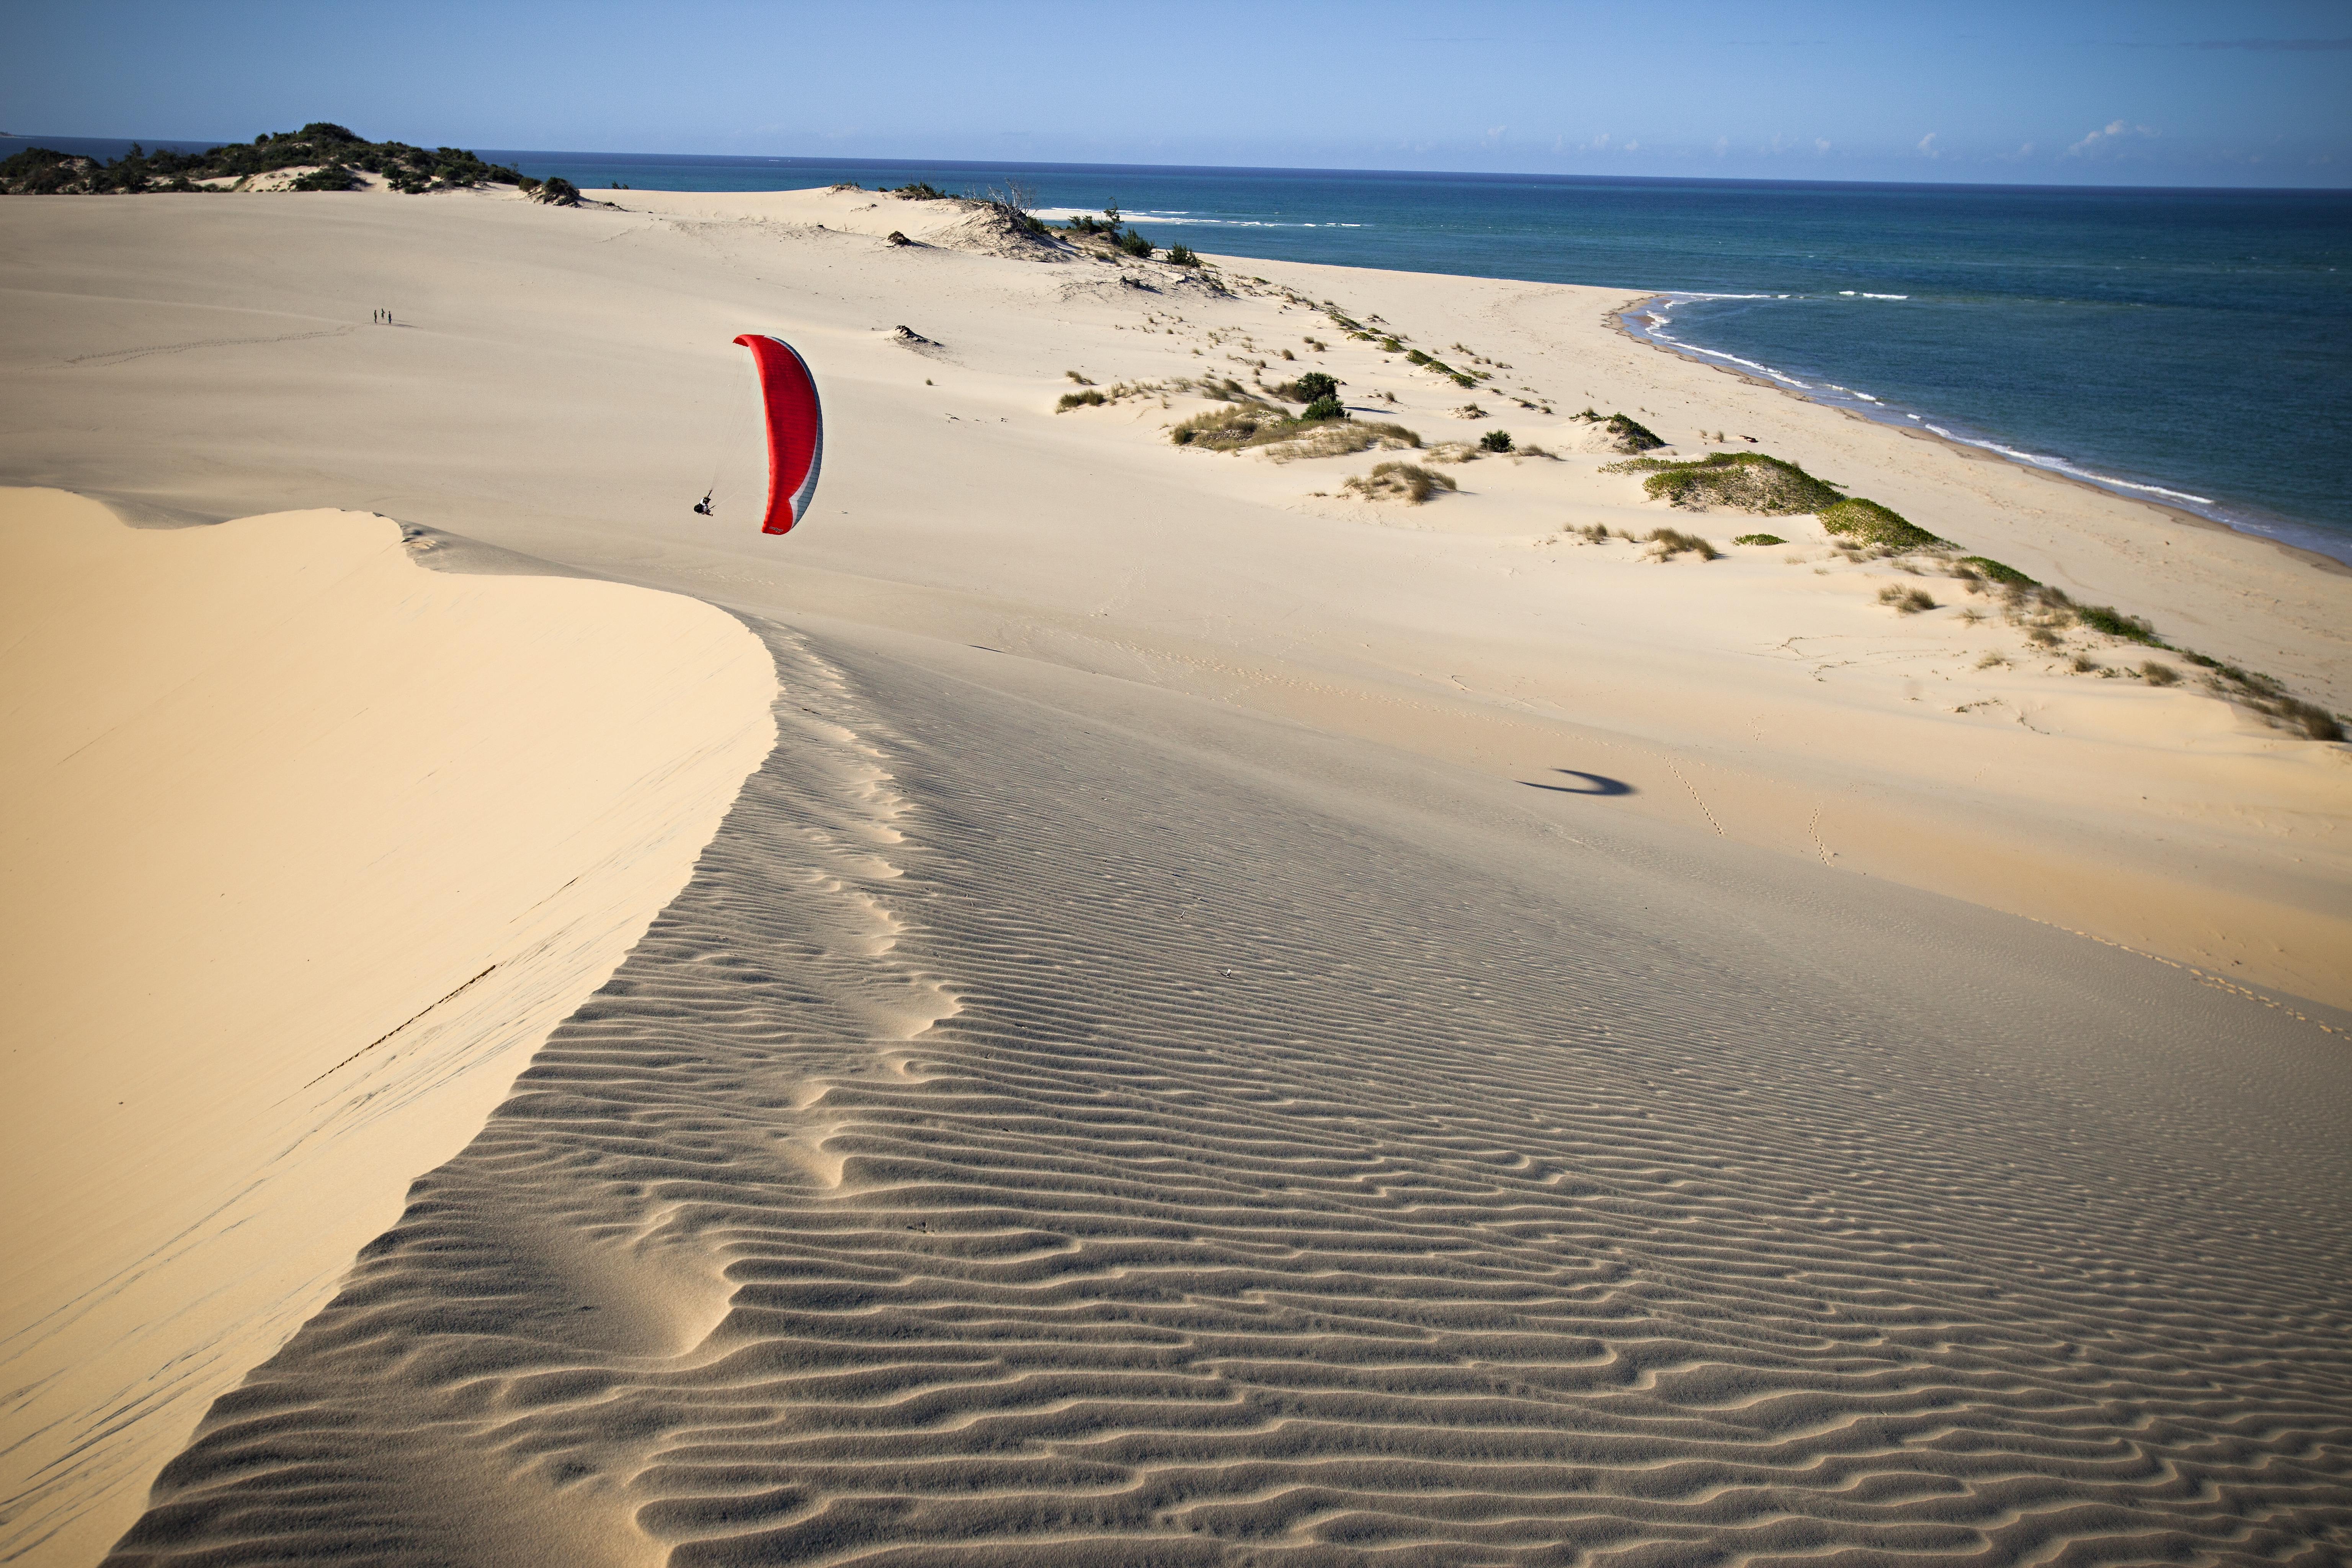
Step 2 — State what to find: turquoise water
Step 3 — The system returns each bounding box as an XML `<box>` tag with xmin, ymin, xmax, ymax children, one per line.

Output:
<box><xmin>18</xmin><ymin>134</ymin><xmax>2348</xmax><ymax>561</ymax></box>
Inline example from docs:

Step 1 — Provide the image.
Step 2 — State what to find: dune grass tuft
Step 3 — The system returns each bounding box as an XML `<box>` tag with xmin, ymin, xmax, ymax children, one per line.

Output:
<box><xmin>1345</xmin><ymin>462</ymin><xmax>1457</xmax><ymax>503</ymax></box>
<box><xmin>1732</xmin><ymin>533</ymin><xmax>1786</xmax><ymax>546</ymax></box>
<box><xmin>1879</xmin><ymin>584</ymin><xmax>1938</xmax><ymax>614</ymax></box>
<box><xmin>1056</xmin><ymin>389</ymin><xmax>1107</xmax><ymax>411</ymax></box>
<box><xmin>1648</xmin><ymin>528</ymin><xmax>1720</xmax><ymax>561</ymax></box>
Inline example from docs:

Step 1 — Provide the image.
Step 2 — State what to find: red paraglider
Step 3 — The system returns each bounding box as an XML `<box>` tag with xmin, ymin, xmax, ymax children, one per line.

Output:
<box><xmin>732</xmin><ymin>333</ymin><xmax>824</xmax><ymax>535</ymax></box>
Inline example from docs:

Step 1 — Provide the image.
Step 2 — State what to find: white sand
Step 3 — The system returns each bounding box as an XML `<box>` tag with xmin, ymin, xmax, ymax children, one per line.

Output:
<box><xmin>0</xmin><ymin>491</ymin><xmax>774</xmax><ymax>1564</ymax></box>
<box><xmin>2</xmin><ymin>186</ymin><xmax>2348</xmax><ymax>1563</ymax></box>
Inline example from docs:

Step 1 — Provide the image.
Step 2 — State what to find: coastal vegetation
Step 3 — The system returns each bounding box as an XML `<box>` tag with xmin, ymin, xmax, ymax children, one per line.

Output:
<box><xmin>1817</xmin><ymin>497</ymin><xmax>1945</xmax><ymax>550</ymax></box>
<box><xmin>1344</xmin><ymin>461</ymin><xmax>1456</xmax><ymax>503</ymax></box>
<box><xmin>0</xmin><ymin>123</ymin><xmax>529</xmax><ymax>195</ymax></box>
<box><xmin>1732</xmin><ymin>533</ymin><xmax>1786</xmax><ymax>546</ymax></box>
<box><xmin>1958</xmin><ymin>554</ymin><xmax>2036</xmax><ymax>586</ymax></box>
<box><xmin>1647</xmin><ymin>528</ymin><xmax>1720</xmax><ymax>561</ymax></box>
<box><xmin>1609</xmin><ymin>451</ymin><xmax>1846</xmax><ymax>515</ymax></box>
<box><xmin>1479</xmin><ymin>429</ymin><xmax>1514</xmax><ymax>454</ymax></box>
<box><xmin>1572</xmin><ymin>409</ymin><xmax>1666</xmax><ymax>454</ymax></box>
<box><xmin>1171</xmin><ymin>401</ymin><xmax>1418</xmax><ymax>461</ymax></box>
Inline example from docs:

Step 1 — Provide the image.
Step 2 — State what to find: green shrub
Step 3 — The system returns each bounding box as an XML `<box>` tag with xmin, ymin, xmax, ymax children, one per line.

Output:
<box><xmin>1479</xmin><ymin>429</ymin><xmax>1513</xmax><ymax>453</ymax></box>
<box><xmin>1300</xmin><ymin>394</ymin><xmax>1348</xmax><ymax>422</ymax></box>
<box><xmin>1166</xmin><ymin>244</ymin><xmax>1200</xmax><ymax>266</ymax></box>
<box><xmin>290</xmin><ymin>163</ymin><xmax>356</xmax><ymax>191</ymax></box>
<box><xmin>1610</xmin><ymin>452</ymin><xmax>1847</xmax><ymax>516</ymax></box>
<box><xmin>1278</xmin><ymin>372</ymin><xmax>1340</xmax><ymax>405</ymax></box>
<box><xmin>893</xmin><ymin>181</ymin><xmax>950</xmax><ymax>200</ymax></box>
<box><xmin>537</xmin><ymin>176</ymin><xmax>580</xmax><ymax>206</ymax></box>
<box><xmin>1960</xmin><ymin>555</ymin><xmax>2036</xmax><ymax>586</ymax></box>
<box><xmin>2075</xmin><ymin>604</ymin><xmax>2159</xmax><ymax>645</ymax></box>
<box><xmin>1118</xmin><ymin>229</ymin><xmax>1153</xmax><ymax>258</ymax></box>
<box><xmin>1732</xmin><ymin>533</ymin><xmax>1785</xmax><ymax>546</ymax></box>
<box><xmin>1817</xmin><ymin>497</ymin><xmax>1944</xmax><ymax>548</ymax></box>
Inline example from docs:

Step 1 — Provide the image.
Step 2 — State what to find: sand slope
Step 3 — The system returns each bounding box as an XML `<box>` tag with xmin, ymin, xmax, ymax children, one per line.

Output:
<box><xmin>109</xmin><ymin>620</ymin><xmax>2352</xmax><ymax>1564</ymax></box>
<box><xmin>1</xmin><ymin>186</ymin><xmax>2344</xmax><ymax>1006</ymax></box>
<box><xmin>0</xmin><ymin>492</ymin><xmax>775</xmax><ymax>1565</ymax></box>
<box><xmin>2</xmin><ymin>187</ymin><xmax>2349</xmax><ymax>1563</ymax></box>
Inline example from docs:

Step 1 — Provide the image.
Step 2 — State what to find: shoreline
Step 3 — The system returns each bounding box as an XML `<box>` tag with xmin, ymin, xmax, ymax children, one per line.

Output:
<box><xmin>1608</xmin><ymin>292</ymin><xmax>2352</xmax><ymax>579</ymax></box>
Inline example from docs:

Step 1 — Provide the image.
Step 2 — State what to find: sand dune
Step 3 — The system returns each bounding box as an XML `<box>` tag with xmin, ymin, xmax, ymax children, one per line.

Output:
<box><xmin>2</xmin><ymin>183</ymin><xmax>2349</xmax><ymax>1563</ymax></box>
<box><xmin>0</xmin><ymin>492</ymin><xmax>774</xmax><ymax>1565</ymax></box>
<box><xmin>109</xmin><ymin>621</ymin><xmax>2352</xmax><ymax>1564</ymax></box>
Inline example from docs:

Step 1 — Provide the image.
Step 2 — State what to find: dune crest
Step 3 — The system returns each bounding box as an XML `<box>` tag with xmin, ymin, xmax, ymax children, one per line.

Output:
<box><xmin>0</xmin><ymin>491</ymin><xmax>776</xmax><ymax>1566</ymax></box>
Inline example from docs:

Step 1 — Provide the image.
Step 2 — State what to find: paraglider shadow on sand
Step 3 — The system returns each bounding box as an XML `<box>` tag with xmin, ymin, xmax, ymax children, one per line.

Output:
<box><xmin>1521</xmin><ymin>770</ymin><xmax>1634</xmax><ymax>797</ymax></box>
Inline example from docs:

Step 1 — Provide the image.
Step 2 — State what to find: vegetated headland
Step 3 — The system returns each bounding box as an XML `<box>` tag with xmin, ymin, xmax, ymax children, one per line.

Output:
<box><xmin>0</xmin><ymin>121</ymin><xmax>579</xmax><ymax>202</ymax></box>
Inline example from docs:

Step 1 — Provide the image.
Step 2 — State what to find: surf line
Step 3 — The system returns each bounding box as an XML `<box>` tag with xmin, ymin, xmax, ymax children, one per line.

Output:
<box><xmin>300</xmin><ymin>963</ymin><xmax>500</xmax><ymax>1091</ymax></box>
<box><xmin>1607</xmin><ymin>292</ymin><xmax>2347</xmax><ymax>563</ymax></box>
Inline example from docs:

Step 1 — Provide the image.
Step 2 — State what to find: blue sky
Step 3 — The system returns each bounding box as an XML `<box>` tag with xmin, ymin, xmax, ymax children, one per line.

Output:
<box><xmin>6</xmin><ymin>0</ymin><xmax>2348</xmax><ymax>186</ymax></box>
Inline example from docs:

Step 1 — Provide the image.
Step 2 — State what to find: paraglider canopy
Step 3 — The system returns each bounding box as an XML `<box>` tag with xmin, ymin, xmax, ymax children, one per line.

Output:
<box><xmin>732</xmin><ymin>333</ymin><xmax>824</xmax><ymax>536</ymax></box>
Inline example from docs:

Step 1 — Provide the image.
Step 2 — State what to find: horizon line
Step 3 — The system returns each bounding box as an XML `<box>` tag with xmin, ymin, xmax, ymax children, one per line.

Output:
<box><xmin>5</xmin><ymin>131</ymin><xmax>2347</xmax><ymax>196</ymax></box>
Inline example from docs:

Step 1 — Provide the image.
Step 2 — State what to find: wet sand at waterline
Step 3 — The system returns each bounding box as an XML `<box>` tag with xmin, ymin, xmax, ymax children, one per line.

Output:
<box><xmin>2</xmin><ymin>183</ymin><xmax>2348</xmax><ymax>1564</ymax></box>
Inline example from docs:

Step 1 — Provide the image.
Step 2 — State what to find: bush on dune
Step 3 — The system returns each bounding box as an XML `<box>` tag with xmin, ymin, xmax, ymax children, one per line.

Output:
<box><xmin>1171</xmin><ymin>404</ymin><xmax>1417</xmax><ymax>460</ymax></box>
<box><xmin>1573</xmin><ymin>408</ymin><xmax>1665</xmax><ymax>453</ymax></box>
<box><xmin>1609</xmin><ymin>451</ymin><xmax>1847</xmax><ymax>516</ymax></box>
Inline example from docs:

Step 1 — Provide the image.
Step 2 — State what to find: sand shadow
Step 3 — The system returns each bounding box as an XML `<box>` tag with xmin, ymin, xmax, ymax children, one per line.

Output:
<box><xmin>1521</xmin><ymin>769</ymin><xmax>1634</xmax><ymax>797</ymax></box>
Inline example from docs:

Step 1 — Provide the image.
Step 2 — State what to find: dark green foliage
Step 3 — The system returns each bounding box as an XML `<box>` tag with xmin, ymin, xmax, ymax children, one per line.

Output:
<box><xmin>1117</xmin><ymin>228</ymin><xmax>1153</xmax><ymax>258</ymax></box>
<box><xmin>0</xmin><ymin>147</ymin><xmax>91</xmax><ymax>193</ymax></box>
<box><xmin>1732</xmin><ymin>533</ymin><xmax>1786</xmax><ymax>546</ymax></box>
<box><xmin>289</xmin><ymin>163</ymin><xmax>357</xmax><ymax>191</ymax></box>
<box><xmin>1479</xmin><ymin>429</ymin><xmax>1513</xmax><ymax>453</ymax></box>
<box><xmin>893</xmin><ymin>181</ymin><xmax>951</xmax><ymax>200</ymax></box>
<box><xmin>1166</xmin><ymin>244</ymin><xmax>1200</xmax><ymax>267</ymax></box>
<box><xmin>2074</xmin><ymin>604</ymin><xmax>2158</xmax><ymax>645</ymax></box>
<box><xmin>1817</xmin><ymin>497</ymin><xmax>1945</xmax><ymax>548</ymax></box>
<box><xmin>1277</xmin><ymin>372</ymin><xmax>1340</xmax><ymax>405</ymax></box>
<box><xmin>536</xmin><ymin>176</ymin><xmax>580</xmax><ymax>206</ymax></box>
<box><xmin>1300</xmin><ymin>394</ymin><xmax>1347</xmax><ymax>422</ymax></box>
<box><xmin>1960</xmin><ymin>555</ymin><xmax>2036</xmax><ymax>586</ymax></box>
<box><xmin>2</xmin><ymin>124</ymin><xmax>529</xmax><ymax>196</ymax></box>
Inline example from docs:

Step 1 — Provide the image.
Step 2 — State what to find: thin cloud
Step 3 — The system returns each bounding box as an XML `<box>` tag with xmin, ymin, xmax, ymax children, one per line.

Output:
<box><xmin>2067</xmin><ymin>119</ymin><xmax>2156</xmax><ymax>156</ymax></box>
<box><xmin>2192</xmin><ymin>37</ymin><xmax>2352</xmax><ymax>50</ymax></box>
<box><xmin>1916</xmin><ymin>132</ymin><xmax>1940</xmax><ymax>157</ymax></box>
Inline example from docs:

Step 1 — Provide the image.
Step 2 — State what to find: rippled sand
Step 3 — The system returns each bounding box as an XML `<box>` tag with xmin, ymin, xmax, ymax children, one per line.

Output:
<box><xmin>110</xmin><ymin>624</ymin><xmax>2352</xmax><ymax>1565</ymax></box>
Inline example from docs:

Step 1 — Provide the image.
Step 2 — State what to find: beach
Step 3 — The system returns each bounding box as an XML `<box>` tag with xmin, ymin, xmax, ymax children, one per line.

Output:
<box><xmin>3</xmin><ymin>180</ymin><xmax>2349</xmax><ymax>1563</ymax></box>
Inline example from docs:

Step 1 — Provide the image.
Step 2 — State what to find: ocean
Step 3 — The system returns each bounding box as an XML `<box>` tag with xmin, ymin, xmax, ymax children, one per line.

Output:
<box><xmin>15</xmin><ymin>135</ymin><xmax>2350</xmax><ymax>563</ymax></box>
